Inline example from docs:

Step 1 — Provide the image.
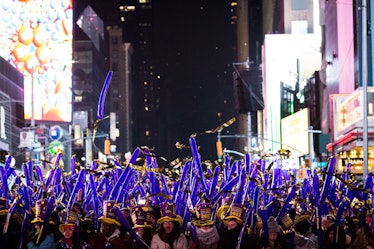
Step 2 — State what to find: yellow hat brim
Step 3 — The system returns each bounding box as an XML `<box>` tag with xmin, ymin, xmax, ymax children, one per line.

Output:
<box><xmin>192</xmin><ymin>219</ymin><xmax>215</xmax><ymax>227</ymax></box>
<box><xmin>133</xmin><ymin>224</ymin><xmax>153</xmax><ymax>229</ymax></box>
<box><xmin>98</xmin><ymin>217</ymin><xmax>121</xmax><ymax>227</ymax></box>
<box><xmin>59</xmin><ymin>224</ymin><xmax>75</xmax><ymax>233</ymax></box>
<box><xmin>31</xmin><ymin>217</ymin><xmax>44</xmax><ymax>224</ymax></box>
<box><xmin>0</xmin><ymin>210</ymin><xmax>8</xmax><ymax>216</ymax></box>
<box><xmin>157</xmin><ymin>215</ymin><xmax>183</xmax><ymax>226</ymax></box>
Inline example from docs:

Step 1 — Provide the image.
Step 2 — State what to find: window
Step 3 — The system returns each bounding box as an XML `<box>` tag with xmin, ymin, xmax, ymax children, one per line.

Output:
<box><xmin>291</xmin><ymin>0</ymin><xmax>307</xmax><ymax>10</ymax></box>
<box><xmin>291</xmin><ymin>21</ymin><xmax>308</xmax><ymax>34</ymax></box>
<box><xmin>74</xmin><ymin>96</ymin><xmax>83</xmax><ymax>102</ymax></box>
<box><xmin>111</xmin><ymin>62</ymin><xmax>118</xmax><ymax>71</ymax></box>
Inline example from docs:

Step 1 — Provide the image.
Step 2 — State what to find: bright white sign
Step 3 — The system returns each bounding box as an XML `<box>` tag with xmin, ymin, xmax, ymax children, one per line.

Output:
<box><xmin>281</xmin><ymin>108</ymin><xmax>310</xmax><ymax>158</ymax></box>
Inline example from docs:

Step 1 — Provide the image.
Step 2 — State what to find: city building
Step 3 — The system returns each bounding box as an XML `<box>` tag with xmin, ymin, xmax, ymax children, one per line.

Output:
<box><xmin>107</xmin><ymin>26</ymin><xmax>134</xmax><ymax>155</ymax></box>
<box><xmin>73</xmin><ymin>4</ymin><xmax>111</xmax><ymax>165</ymax></box>
<box><xmin>120</xmin><ymin>0</ymin><xmax>165</xmax><ymax>155</ymax></box>
<box><xmin>0</xmin><ymin>57</ymin><xmax>24</xmax><ymax>163</ymax></box>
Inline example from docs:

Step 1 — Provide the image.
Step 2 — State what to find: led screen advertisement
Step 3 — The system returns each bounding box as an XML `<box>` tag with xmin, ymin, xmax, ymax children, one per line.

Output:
<box><xmin>0</xmin><ymin>0</ymin><xmax>73</xmax><ymax>123</ymax></box>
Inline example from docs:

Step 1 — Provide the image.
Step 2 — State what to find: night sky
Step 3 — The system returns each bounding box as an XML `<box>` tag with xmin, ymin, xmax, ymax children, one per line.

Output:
<box><xmin>86</xmin><ymin>1</ymin><xmax>239</xmax><ymax>161</ymax></box>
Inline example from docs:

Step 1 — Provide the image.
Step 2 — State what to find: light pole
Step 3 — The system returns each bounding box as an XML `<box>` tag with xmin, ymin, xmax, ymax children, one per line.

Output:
<box><xmin>361</xmin><ymin>0</ymin><xmax>369</xmax><ymax>178</ymax></box>
<box><xmin>308</xmin><ymin>126</ymin><xmax>322</xmax><ymax>170</ymax></box>
<box><xmin>31</xmin><ymin>69</ymin><xmax>35</xmax><ymax>128</ymax></box>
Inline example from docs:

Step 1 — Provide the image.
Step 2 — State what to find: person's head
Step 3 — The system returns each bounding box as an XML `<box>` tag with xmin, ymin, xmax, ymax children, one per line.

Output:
<box><xmin>73</xmin><ymin>202</ymin><xmax>83</xmax><ymax>216</ymax></box>
<box><xmin>120</xmin><ymin>207</ymin><xmax>130</xmax><ymax>218</ymax></box>
<box><xmin>221</xmin><ymin>203</ymin><xmax>245</xmax><ymax>229</ymax></box>
<box><xmin>135</xmin><ymin>227</ymin><xmax>145</xmax><ymax>238</ymax></box>
<box><xmin>294</xmin><ymin>216</ymin><xmax>310</xmax><ymax>235</ymax></box>
<box><xmin>227</xmin><ymin>219</ymin><xmax>239</xmax><ymax>230</ymax></box>
<box><xmin>98</xmin><ymin>200</ymin><xmax>122</xmax><ymax>232</ymax></box>
<box><xmin>162</xmin><ymin>220</ymin><xmax>175</xmax><ymax>234</ymax></box>
<box><xmin>101</xmin><ymin>221</ymin><xmax>117</xmax><ymax>237</ymax></box>
<box><xmin>269</xmin><ymin>231</ymin><xmax>278</xmax><ymax>241</ymax></box>
<box><xmin>63</xmin><ymin>226</ymin><xmax>75</xmax><ymax>239</ymax></box>
<box><xmin>322</xmin><ymin>214</ymin><xmax>335</xmax><ymax>230</ymax></box>
<box><xmin>267</xmin><ymin>216</ymin><xmax>280</xmax><ymax>241</ymax></box>
<box><xmin>34</xmin><ymin>222</ymin><xmax>42</xmax><ymax>232</ymax></box>
<box><xmin>198</xmin><ymin>224</ymin><xmax>214</xmax><ymax>232</ymax></box>
<box><xmin>146</xmin><ymin>211</ymin><xmax>156</xmax><ymax>226</ymax></box>
<box><xmin>157</xmin><ymin>202</ymin><xmax>182</xmax><ymax>227</ymax></box>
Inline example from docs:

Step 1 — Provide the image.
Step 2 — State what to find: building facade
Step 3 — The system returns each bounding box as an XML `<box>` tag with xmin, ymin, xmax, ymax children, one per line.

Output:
<box><xmin>0</xmin><ymin>57</ymin><xmax>24</xmax><ymax>163</ymax></box>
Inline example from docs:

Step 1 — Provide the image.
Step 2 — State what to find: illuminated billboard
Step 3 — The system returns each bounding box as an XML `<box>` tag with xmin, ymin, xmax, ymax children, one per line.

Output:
<box><xmin>281</xmin><ymin>108</ymin><xmax>310</xmax><ymax>158</ymax></box>
<box><xmin>0</xmin><ymin>0</ymin><xmax>73</xmax><ymax>122</ymax></box>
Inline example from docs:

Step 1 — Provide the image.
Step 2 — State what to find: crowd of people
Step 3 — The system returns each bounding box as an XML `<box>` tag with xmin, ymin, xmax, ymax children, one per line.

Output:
<box><xmin>0</xmin><ymin>137</ymin><xmax>374</xmax><ymax>249</ymax></box>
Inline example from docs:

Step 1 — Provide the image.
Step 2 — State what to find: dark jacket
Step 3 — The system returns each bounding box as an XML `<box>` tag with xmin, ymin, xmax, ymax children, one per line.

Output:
<box><xmin>88</xmin><ymin>229</ymin><xmax>128</xmax><ymax>249</ymax></box>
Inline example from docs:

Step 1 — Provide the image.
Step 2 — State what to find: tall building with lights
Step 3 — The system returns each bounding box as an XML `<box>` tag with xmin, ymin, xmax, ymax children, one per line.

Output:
<box><xmin>107</xmin><ymin>26</ymin><xmax>134</xmax><ymax>154</ymax></box>
<box><xmin>120</xmin><ymin>1</ymin><xmax>164</xmax><ymax>153</ymax></box>
<box><xmin>73</xmin><ymin>4</ymin><xmax>110</xmax><ymax>164</ymax></box>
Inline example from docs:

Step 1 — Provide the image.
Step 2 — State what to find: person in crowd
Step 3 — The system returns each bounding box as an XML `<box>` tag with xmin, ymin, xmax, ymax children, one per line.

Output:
<box><xmin>350</xmin><ymin>223</ymin><xmax>374</xmax><ymax>249</ymax></box>
<box><xmin>190</xmin><ymin>203</ymin><xmax>220</xmax><ymax>249</ymax></box>
<box><xmin>217</xmin><ymin>203</ymin><xmax>246</xmax><ymax>249</ymax></box>
<box><xmin>293</xmin><ymin>215</ymin><xmax>319</xmax><ymax>249</ymax></box>
<box><xmin>321</xmin><ymin>223</ymin><xmax>351</xmax><ymax>249</ymax></box>
<box><xmin>0</xmin><ymin>197</ymin><xmax>22</xmax><ymax>249</ymax></box>
<box><xmin>258</xmin><ymin>216</ymin><xmax>287</xmax><ymax>249</ymax></box>
<box><xmin>150</xmin><ymin>201</ymin><xmax>188</xmax><ymax>249</ymax></box>
<box><xmin>321</xmin><ymin>214</ymin><xmax>335</xmax><ymax>231</ymax></box>
<box><xmin>26</xmin><ymin>199</ymin><xmax>57</xmax><ymax>249</ymax></box>
<box><xmin>121</xmin><ymin>206</ymin><xmax>133</xmax><ymax>227</ymax></box>
<box><xmin>127</xmin><ymin>204</ymin><xmax>154</xmax><ymax>249</ymax></box>
<box><xmin>57</xmin><ymin>211</ymin><xmax>81</xmax><ymax>249</ymax></box>
<box><xmin>146</xmin><ymin>205</ymin><xmax>160</xmax><ymax>233</ymax></box>
<box><xmin>88</xmin><ymin>200</ymin><xmax>128</xmax><ymax>249</ymax></box>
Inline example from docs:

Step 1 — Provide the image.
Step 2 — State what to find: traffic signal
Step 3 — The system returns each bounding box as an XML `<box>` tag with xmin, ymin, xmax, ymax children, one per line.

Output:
<box><xmin>216</xmin><ymin>141</ymin><xmax>223</xmax><ymax>157</ymax></box>
<box><xmin>104</xmin><ymin>139</ymin><xmax>110</xmax><ymax>155</ymax></box>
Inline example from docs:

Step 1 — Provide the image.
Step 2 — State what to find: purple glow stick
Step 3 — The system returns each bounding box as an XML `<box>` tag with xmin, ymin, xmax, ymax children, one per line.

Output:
<box><xmin>224</xmin><ymin>154</ymin><xmax>231</xmax><ymax>181</ymax></box>
<box><xmin>0</xmin><ymin>167</ymin><xmax>8</xmax><ymax>200</ymax></box>
<box><xmin>97</xmin><ymin>71</ymin><xmax>113</xmax><ymax>119</ymax></box>
<box><xmin>67</xmin><ymin>169</ymin><xmax>86</xmax><ymax>210</ymax></box>
<box><xmin>189</xmin><ymin>137</ymin><xmax>209</xmax><ymax>195</ymax></box>
<box><xmin>71</xmin><ymin>156</ymin><xmax>76</xmax><ymax>175</ymax></box>
<box><xmin>89</xmin><ymin>174</ymin><xmax>99</xmax><ymax>230</ymax></box>
<box><xmin>209</xmin><ymin>166</ymin><xmax>221</xmax><ymax>199</ymax></box>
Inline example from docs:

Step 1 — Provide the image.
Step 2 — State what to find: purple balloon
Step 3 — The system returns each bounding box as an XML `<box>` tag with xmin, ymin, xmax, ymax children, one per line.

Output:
<box><xmin>67</xmin><ymin>169</ymin><xmax>86</xmax><ymax>210</ymax></box>
<box><xmin>97</xmin><ymin>71</ymin><xmax>113</xmax><ymax>119</ymax></box>
<box><xmin>208</xmin><ymin>166</ymin><xmax>221</xmax><ymax>199</ymax></box>
<box><xmin>0</xmin><ymin>167</ymin><xmax>8</xmax><ymax>200</ymax></box>
<box><xmin>109</xmin><ymin>166</ymin><xmax>131</xmax><ymax>200</ymax></box>
<box><xmin>318</xmin><ymin>157</ymin><xmax>336</xmax><ymax>209</ymax></box>
<box><xmin>54</xmin><ymin>153</ymin><xmax>63</xmax><ymax>168</ymax></box>
<box><xmin>129</xmin><ymin>147</ymin><xmax>141</xmax><ymax>165</ymax></box>
<box><xmin>3</xmin><ymin>197</ymin><xmax>20</xmax><ymax>234</ymax></box>
<box><xmin>4</xmin><ymin>155</ymin><xmax>13</xmax><ymax>171</ymax></box>
<box><xmin>189</xmin><ymin>137</ymin><xmax>209</xmax><ymax>195</ymax></box>
<box><xmin>89</xmin><ymin>174</ymin><xmax>99</xmax><ymax>230</ymax></box>
<box><xmin>71</xmin><ymin>156</ymin><xmax>76</xmax><ymax>175</ymax></box>
<box><xmin>224</xmin><ymin>155</ymin><xmax>231</xmax><ymax>181</ymax></box>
